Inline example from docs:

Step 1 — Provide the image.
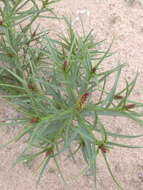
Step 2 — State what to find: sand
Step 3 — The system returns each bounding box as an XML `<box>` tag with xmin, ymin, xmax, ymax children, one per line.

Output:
<box><xmin>1</xmin><ymin>1</ymin><xmax>143</xmax><ymax>190</ymax></box>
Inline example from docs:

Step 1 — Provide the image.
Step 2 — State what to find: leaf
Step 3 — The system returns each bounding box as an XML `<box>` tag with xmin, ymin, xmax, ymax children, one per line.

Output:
<box><xmin>53</xmin><ymin>155</ymin><xmax>67</xmax><ymax>186</ymax></box>
<box><xmin>107</xmin><ymin>141</ymin><xmax>143</xmax><ymax>149</ymax></box>
<box><xmin>102</xmin><ymin>153</ymin><xmax>124</xmax><ymax>190</ymax></box>
<box><xmin>74</xmin><ymin>146</ymin><xmax>98</xmax><ymax>180</ymax></box>
<box><xmin>36</xmin><ymin>157</ymin><xmax>51</xmax><ymax>187</ymax></box>
<box><xmin>101</xmin><ymin>64</ymin><xmax>121</xmax><ymax>108</ymax></box>
<box><xmin>96</xmin><ymin>39</ymin><xmax>114</xmax><ymax>68</ymax></box>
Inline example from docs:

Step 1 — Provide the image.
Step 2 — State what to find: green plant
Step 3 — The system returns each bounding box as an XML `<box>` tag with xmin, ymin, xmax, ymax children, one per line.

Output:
<box><xmin>0</xmin><ymin>0</ymin><xmax>59</xmax><ymax>95</ymax></box>
<box><xmin>1</xmin><ymin>2</ymin><xmax>143</xmax><ymax>190</ymax></box>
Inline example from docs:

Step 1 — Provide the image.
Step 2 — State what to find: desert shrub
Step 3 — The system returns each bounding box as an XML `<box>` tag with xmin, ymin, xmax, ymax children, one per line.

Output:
<box><xmin>0</xmin><ymin>1</ymin><xmax>143</xmax><ymax>190</ymax></box>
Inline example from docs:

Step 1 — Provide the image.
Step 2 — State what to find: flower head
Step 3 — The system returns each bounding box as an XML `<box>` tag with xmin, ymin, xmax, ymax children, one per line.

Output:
<box><xmin>77</xmin><ymin>92</ymin><xmax>89</xmax><ymax>108</ymax></box>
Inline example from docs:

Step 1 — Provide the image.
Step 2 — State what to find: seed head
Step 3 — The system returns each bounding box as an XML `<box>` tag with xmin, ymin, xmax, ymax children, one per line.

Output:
<box><xmin>0</xmin><ymin>20</ymin><xmax>2</xmax><ymax>25</ymax></box>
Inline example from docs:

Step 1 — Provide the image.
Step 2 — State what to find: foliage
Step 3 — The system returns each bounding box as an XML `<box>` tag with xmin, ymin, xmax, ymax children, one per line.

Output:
<box><xmin>0</xmin><ymin>0</ymin><xmax>59</xmax><ymax>93</ymax></box>
<box><xmin>0</xmin><ymin>1</ymin><xmax>143</xmax><ymax>190</ymax></box>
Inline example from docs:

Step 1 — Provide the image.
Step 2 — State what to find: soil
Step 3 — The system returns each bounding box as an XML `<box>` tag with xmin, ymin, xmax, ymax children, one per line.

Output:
<box><xmin>1</xmin><ymin>0</ymin><xmax>143</xmax><ymax>190</ymax></box>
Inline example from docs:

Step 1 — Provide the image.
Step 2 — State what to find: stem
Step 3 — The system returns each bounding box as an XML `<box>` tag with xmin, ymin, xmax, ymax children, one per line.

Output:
<box><xmin>81</xmin><ymin>73</ymin><xmax>92</xmax><ymax>94</ymax></box>
<box><xmin>23</xmin><ymin>9</ymin><xmax>42</xmax><ymax>33</ymax></box>
<box><xmin>64</xmin><ymin>72</ymin><xmax>76</xmax><ymax>103</ymax></box>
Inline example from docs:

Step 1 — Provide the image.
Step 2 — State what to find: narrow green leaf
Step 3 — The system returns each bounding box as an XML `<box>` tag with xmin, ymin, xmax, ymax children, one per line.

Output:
<box><xmin>107</xmin><ymin>141</ymin><xmax>143</xmax><ymax>149</ymax></box>
<box><xmin>101</xmin><ymin>65</ymin><xmax>121</xmax><ymax>108</ymax></box>
<box><xmin>102</xmin><ymin>153</ymin><xmax>124</xmax><ymax>190</ymax></box>
<box><xmin>96</xmin><ymin>39</ymin><xmax>113</xmax><ymax>68</ymax></box>
<box><xmin>53</xmin><ymin>156</ymin><xmax>67</xmax><ymax>185</ymax></box>
<box><xmin>36</xmin><ymin>157</ymin><xmax>51</xmax><ymax>187</ymax></box>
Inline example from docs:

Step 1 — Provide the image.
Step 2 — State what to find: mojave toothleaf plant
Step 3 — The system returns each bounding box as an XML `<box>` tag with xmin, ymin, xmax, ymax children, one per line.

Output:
<box><xmin>0</xmin><ymin>0</ymin><xmax>59</xmax><ymax>94</ymax></box>
<box><xmin>0</xmin><ymin>1</ymin><xmax>143</xmax><ymax>190</ymax></box>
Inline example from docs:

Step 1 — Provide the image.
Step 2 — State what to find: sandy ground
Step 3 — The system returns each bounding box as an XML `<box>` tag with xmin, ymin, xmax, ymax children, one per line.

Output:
<box><xmin>1</xmin><ymin>0</ymin><xmax>143</xmax><ymax>190</ymax></box>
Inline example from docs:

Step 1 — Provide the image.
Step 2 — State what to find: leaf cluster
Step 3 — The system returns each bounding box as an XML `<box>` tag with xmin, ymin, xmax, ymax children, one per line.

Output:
<box><xmin>0</xmin><ymin>1</ymin><xmax>143</xmax><ymax>190</ymax></box>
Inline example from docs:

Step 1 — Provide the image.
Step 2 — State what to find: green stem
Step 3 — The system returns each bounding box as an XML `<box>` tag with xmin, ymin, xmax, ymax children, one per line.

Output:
<box><xmin>64</xmin><ymin>72</ymin><xmax>76</xmax><ymax>103</ymax></box>
<box><xmin>23</xmin><ymin>9</ymin><xmax>42</xmax><ymax>33</ymax></box>
<box><xmin>81</xmin><ymin>73</ymin><xmax>92</xmax><ymax>94</ymax></box>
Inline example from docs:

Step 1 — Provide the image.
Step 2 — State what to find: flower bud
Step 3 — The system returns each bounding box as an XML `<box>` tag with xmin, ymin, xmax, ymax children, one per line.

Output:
<box><xmin>81</xmin><ymin>141</ymin><xmax>86</xmax><ymax>147</ymax></box>
<box><xmin>62</xmin><ymin>60</ymin><xmax>67</xmax><ymax>71</ymax></box>
<box><xmin>28</xmin><ymin>84</ymin><xmax>35</xmax><ymax>91</ymax></box>
<box><xmin>30</xmin><ymin>117</ymin><xmax>39</xmax><ymax>123</ymax></box>
<box><xmin>45</xmin><ymin>148</ymin><xmax>53</xmax><ymax>157</ymax></box>
<box><xmin>99</xmin><ymin>144</ymin><xmax>107</xmax><ymax>153</ymax></box>
<box><xmin>125</xmin><ymin>104</ymin><xmax>136</xmax><ymax>110</ymax></box>
<box><xmin>32</xmin><ymin>31</ymin><xmax>36</xmax><ymax>37</ymax></box>
<box><xmin>43</xmin><ymin>0</ymin><xmax>49</xmax><ymax>8</ymax></box>
<box><xmin>8</xmin><ymin>53</ymin><xmax>13</xmax><ymax>58</ymax></box>
<box><xmin>114</xmin><ymin>95</ymin><xmax>123</xmax><ymax>99</ymax></box>
<box><xmin>91</xmin><ymin>66</ymin><xmax>96</xmax><ymax>73</ymax></box>
<box><xmin>36</xmin><ymin>56</ymin><xmax>40</xmax><ymax>61</ymax></box>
